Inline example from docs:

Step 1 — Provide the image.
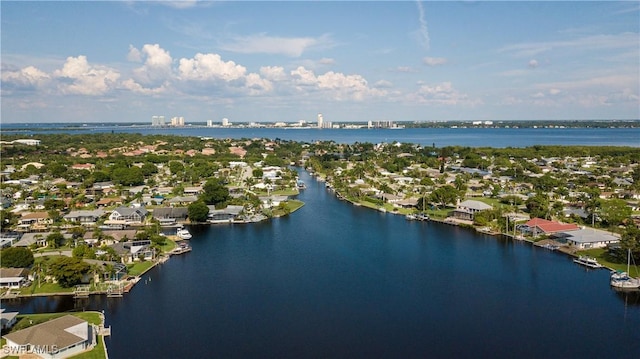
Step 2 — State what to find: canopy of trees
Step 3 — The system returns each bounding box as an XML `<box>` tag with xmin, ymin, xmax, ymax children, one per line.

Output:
<box><xmin>1</xmin><ymin>247</ymin><xmax>34</xmax><ymax>268</ymax></box>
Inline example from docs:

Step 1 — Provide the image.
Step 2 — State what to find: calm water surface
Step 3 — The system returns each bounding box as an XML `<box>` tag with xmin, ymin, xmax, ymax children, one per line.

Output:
<box><xmin>2</xmin><ymin>125</ymin><xmax>639</xmax><ymax>147</ymax></box>
<box><xmin>4</xmin><ymin>169</ymin><xmax>640</xmax><ymax>358</ymax></box>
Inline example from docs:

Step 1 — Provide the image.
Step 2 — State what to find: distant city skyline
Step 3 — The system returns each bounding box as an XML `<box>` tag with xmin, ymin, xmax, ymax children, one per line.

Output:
<box><xmin>1</xmin><ymin>1</ymin><xmax>638</xmax><ymax>123</ymax></box>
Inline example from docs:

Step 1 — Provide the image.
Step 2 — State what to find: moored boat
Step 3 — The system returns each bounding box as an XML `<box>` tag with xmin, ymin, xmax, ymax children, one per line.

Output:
<box><xmin>610</xmin><ymin>249</ymin><xmax>640</xmax><ymax>289</ymax></box>
<box><xmin>573</xmin><ymin>256</ymin><xmax>603</xmax><ymax>269</ymax></box>
<box><xmin>176</xmin><ymin>228</ymin><xmax>192</xmax><ymax>240</ymax></box>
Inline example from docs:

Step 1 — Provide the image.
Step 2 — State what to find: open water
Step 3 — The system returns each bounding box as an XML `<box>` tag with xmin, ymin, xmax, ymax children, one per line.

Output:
<box><xmin>2</xmin><ymin>124</ymin><xmax>639</xmax><ymax>147</ymax></box>
<box><xmin>3</xmin><ymin>169</ymin><xmax>640</xmax><ymax>358</ymax></box>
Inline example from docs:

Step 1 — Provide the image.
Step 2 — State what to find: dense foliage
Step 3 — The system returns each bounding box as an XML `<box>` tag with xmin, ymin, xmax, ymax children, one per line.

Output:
<box><xmin>1</xmin><ymin>247</ymin><xmax>34</xmax><ymax>268</ymax></box>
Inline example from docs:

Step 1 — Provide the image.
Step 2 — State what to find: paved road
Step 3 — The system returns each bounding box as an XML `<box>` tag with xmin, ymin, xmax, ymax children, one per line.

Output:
<box><xmin>33</xmin><ymin>250</ymin><xmax>72</xmax><ymax>257</ymax></box>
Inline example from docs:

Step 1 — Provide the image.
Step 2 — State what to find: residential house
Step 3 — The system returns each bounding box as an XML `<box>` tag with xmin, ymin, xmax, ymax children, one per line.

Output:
<box><xmin>167</xmin><ymin>196</ymin><xmax>198</xmax><ymax>206</ymax></box>
<box><xmin>95</xmin><ymin>197</ymin><xmax>123</xmax><ymax>208</ymax></box>
<box><xmin>2</xmin><ymin>315</ymin><xmax>93</xmax><ymax>359</ymax></box>
<box><xmin>111</xmin><ymin>239</ymin><xmax>155</xmax><ymax>263</ymax></box>
<box><xmin>152</xmin><ymin>207</ymin><xmax>188</xmax><ymax>225</ymax></box>
<box><xmin>13</xmin><ymin>232</ymin><xmax>51</xmax><ymax>247</ymax></box>
<box><xmin>0</xmin><ymin>268</ymin><xmax>29</xmax><ymax>289</ymax></box>
<box><xmin>523</xmin><ymin>218</ymin><xmax>580</xmax><ymax>236</ymax></box>
<box><xmin>0</xmin><ymin>232</ymin><xmax>22</xmax><ymax>248</ymax></box>
<box><xmin>1</xmin><ymin>309</ymin><xmax>19</xmax><ymax>331</ymax></box>
<box><xmin>207</xmin><ymin>205</ymin><xmax>244</xmax><ymax>223</ymax></box>
<box><xmin>183</xmin><ymin>186</ymin><xmax>203</xmax><ymax>196</ymax></box>
<box><xmin>259</xmin><ymin>195</ymin><xmax>289</xmax><ymax>208</ymax></box>
<box><xmin>108</xmin><ymin>206</ymin><xmax>148</xmax><ymax>224</ymax></box>
<box><xmin>555</xmin><ymin>228</ymin><xmax>620</xmax><ymax>250</ymax></box>
<box><xmin>452</xmin><ymin>200</ymin><xmax>493</xmax><ymax>221</ymax></box>
<box><xmin>17</xmin><ymin>212</ymin><xmax>52</xmax><ymax>232</ymax></box>
<box><xmin>63</xmin><ymin>209</ymin><xmax>105</xmax><ymax>226</ymax></box>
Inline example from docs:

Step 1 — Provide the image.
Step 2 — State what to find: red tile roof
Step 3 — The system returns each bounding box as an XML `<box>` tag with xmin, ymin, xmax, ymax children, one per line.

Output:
<box><xmin>525</xmin><ymin>218</ymin><xmax>580</xmax><ymax>234</ymax></box>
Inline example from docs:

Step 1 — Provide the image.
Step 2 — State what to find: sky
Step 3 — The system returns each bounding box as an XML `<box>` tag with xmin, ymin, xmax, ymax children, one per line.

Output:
<box><xmin>1</xmin><ymin>1</ymin><xmax>639</xmax><ymax>124</ymax></box>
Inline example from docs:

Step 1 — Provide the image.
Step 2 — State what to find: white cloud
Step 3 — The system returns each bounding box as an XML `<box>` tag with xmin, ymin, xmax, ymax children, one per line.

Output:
<box><xmin>178</xmin><ymin>53</ymin><xmax>247</xmax><ymax>81</ymax></box>
<box><xmin>260</xmin><ymin>66</ymin><xmax>287</xmax><ymax>81</ymax></box>
<box><xmin>121</xmin><ymin>78</ymin><xmax>167</xmax><ymax>95</ymax></box>
<box><xmin>318</xmin><ymin>58</ymin><xmax>336</xmax><ymax>66</ymax></box>
<box><xmin>291</xmin><ymin>66</ymin><xmax>318</xmax><ymax>86</ymax></box>
<box><xmin>394</xmin><ymin>66</ymin><xmax>418</xmax><ymax>73</ymax></box>
<box><xmin>131</xmin><ymin>44</ymin><xmax>173</xmax><ymax>87</ymax></box>
<box><xmin>220</xmin><ymin>33</ymin><xmax>335</xmax><ymax>57</ymax></box>
<box><xmin>127</xmin><ymin>45</ymin><xmax>142</xmax><ymax>62</ymax></box>
<box><xmin>53</xmin><ymin>56</ymin><xmax>120</xmax><ymax>95</ymax></box>
<box><xmin>423</xmin><ymin>57</ymin><xmax>447</xmax><ymax>66</ymax></box>
<box><xmin>1</xmin><ymin>66</ymin><xmax>50</xmax><ymax>90</ymax></box>
<box><xmin>290</xmin><ymin>66</ymin><xmax>386</xmax><ymax>100</ymax></box>
<box><xmin>409</xmin><ymin>82</ymin><xmax>480</xmax><ymax>105</ymax></box>
<box><xmin>415</xmin><ymin>1</ymin><xmax>430</xmax><ymax>50</ymax></box>
<box><xmin>374</xmin><ymin>80</ymin><xmax>393</xmax><ymax>88</ymax></box>
<box><xmin>528</xmin><ymin>59</ymin><xmax>539</xmax><ymax>68</ymax></box>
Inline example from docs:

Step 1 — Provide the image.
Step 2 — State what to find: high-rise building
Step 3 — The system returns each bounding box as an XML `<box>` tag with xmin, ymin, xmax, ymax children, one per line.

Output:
<box><xmin>207</xmin><ymin>120</ymin><xmax>213</xmax><ymax>127</ymax></box>
<box><xmin>151</xmin><ymin>115</ymin><xmax>165</xmax><ymax>126</ymax></box>
<box><xmin>171</xmin><ymin>116</ymin><xmax>185</xmax><ymax>126</ymax></box>
<box><xmin>222</xmin><ymin>118</ymin><xmax>230</xmax><ymax>126</ymax></box>
<box><xmin>317</xmin><ymin>113</ymin><xmax>323</xmax><ymax>129</ymax></box>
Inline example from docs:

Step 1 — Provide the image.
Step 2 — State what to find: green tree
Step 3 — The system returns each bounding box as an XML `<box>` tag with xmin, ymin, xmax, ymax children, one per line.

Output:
<box><xmin>525</xmin><ymin>193</ymin><xmax>550</xmax><ymax>219</ymax></box>
<box><xmin>46</xmin><ymin>231</ymin><xmax>66</xmax><ymax>248</ymax></box>
<box><xmin>48</xmin><ymin>256</ymin><xmax>90</xmax><ymax>288</ymax></box>
<box><xmin>200</xmin><ymin>178</ymin><xmax>230</xmax><ymax>206</ymax></box>
<box><xmin>140</xmin><ymin>162</ymin><xmax>158</xmax><ymax>177</ymax></box>
<box><xmin>72</xmin><ymin>244</ymin><xmax>96</xmax><ymax>259</ymax></box>
<box><xmin>599</xmin><ymin>199</ymin><xmax>632</xmax><ymax>229</ymax></box>
<box><xmin>0</xmin><ymin>247</ymin><xmax>35</xmax><ymax>268</ymax></box>
<box><xmin>429</xmin><ymin>185</ymin><xmax>459</xmax><ymax>208</ymax></box>
<box><xmin>188</xmin><ymin>201</ymin><xmax>210</xmax><ymax>222</ymax></box>
<box><xmin>112</xmin><ymin>166</ymin><xmax>144</xmax><ymax>186</ymax></box>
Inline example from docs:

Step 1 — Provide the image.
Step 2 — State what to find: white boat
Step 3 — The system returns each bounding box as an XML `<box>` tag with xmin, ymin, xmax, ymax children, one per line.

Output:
<box><xmin>611</xmin><ymin>249</ymin><xmax>640</xmax><ymax>289</ymax></box>
<box><xmin>176</xmin><ymin>228</ymin><xmax>192</xmax><ymax>240</ymax></box>
<box><xmin>573</xmin><ymin>256</ymin><xmax>603</xmax><ymax>269</ymax></box>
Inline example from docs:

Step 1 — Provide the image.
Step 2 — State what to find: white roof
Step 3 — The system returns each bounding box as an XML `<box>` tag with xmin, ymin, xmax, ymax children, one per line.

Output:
<box><xmin>564</xmin><ymin>228</ymin><xmax>620</xmax><ymax>244</ymax></box>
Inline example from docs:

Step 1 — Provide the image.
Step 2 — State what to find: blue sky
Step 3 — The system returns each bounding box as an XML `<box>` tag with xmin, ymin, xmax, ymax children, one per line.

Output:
<box><xmin>1</xmin><ymin>1</ymin><xmax>638</xmax><ymax>123</ymax></box>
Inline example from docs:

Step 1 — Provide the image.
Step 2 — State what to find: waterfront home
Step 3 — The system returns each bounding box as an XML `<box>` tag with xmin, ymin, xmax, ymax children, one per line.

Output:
<box><xmin>111</xmin><ymin>239</ymin><xmax>155</xmax><ymax>263</ymax></box>
<box><xmin>108</xmin><ymin>206</ymin><xmax>148</xmax><ymax>224</ymax></box>
<box><xmin>554</xmin><ymin>228</ymin><xmax>620</xmax><ymax>250</ymax></box>
<box><xmin>208</xmin><ymin>205</ymin><xmax>244</xmax><ymax>223</ymax></box>
<box><xmin>1</xmin><ymin>309</ymin><xmax>19</xmax><ymax>331</ymax></box>
<box><xmin>152</xmin><ymin>207</ymin><xmax>188</xmax><ymax>224</ymax></box>
<box><xmin>452</xmin><ymin>200</ymin><xmax>493</xmax><ymax>221</ymax></box>
<box><xmin>2</xmin><ymin>315</ymin><xmax>93</xmax><ymax>359</ymax></box>
<box><xmin>0</xmin><ymin>268</ymin><xmax>29</xmax><ymax>289</ymax></box>
<box><xmin>260</xmin><ymin>195</ymin><xmax>289</xmax><ymax>208</ymax></box>
<box><xmin>63</xmin><ymin>209</ymin><xmax>105</xmax><ymax>226</ymax></box>
<box><xmin>523</xmin><ymin>218</ymin><xmax>580</xmax><ymax>236</ymax></box>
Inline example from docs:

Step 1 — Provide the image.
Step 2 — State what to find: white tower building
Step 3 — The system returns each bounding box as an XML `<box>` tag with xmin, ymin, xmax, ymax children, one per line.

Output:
<box><xmin>317</xmin><ymin>113</ymin><xmax>324</xmax><ymax>129</ymax></box>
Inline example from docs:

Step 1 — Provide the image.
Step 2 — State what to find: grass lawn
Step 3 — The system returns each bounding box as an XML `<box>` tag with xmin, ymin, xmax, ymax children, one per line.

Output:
<box><xmin>11</xmin><ymin>312</ymin><xmax>102</xmax><ymax>332</ymax></box>
<box><xmin>159</xmin><ymin>238</ymin><xmax>177</xmax><ymax>253</ymax></box>
<box><xmin>578</xmin><ymin>248</ymin><xmax>640</xmax><ymax>277</ymax></box>
<box><xmin>21</xmin><ymin>282</ymin><xmax>75</xmax><ymax>295</ymax></box>
<box><xmin>272</xmin><ymin>200</ymin><xmax>305</xmax><ymax>217</ymax></box>
<box><xmin>126</xmin><ymin>261</ymin><xmax>155</xmax><ymax>276</ymax></box>
<box><xmin>70</xmin><ymin>335</ymin><xmax>106</xmax><ymax>359</ymax></box>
